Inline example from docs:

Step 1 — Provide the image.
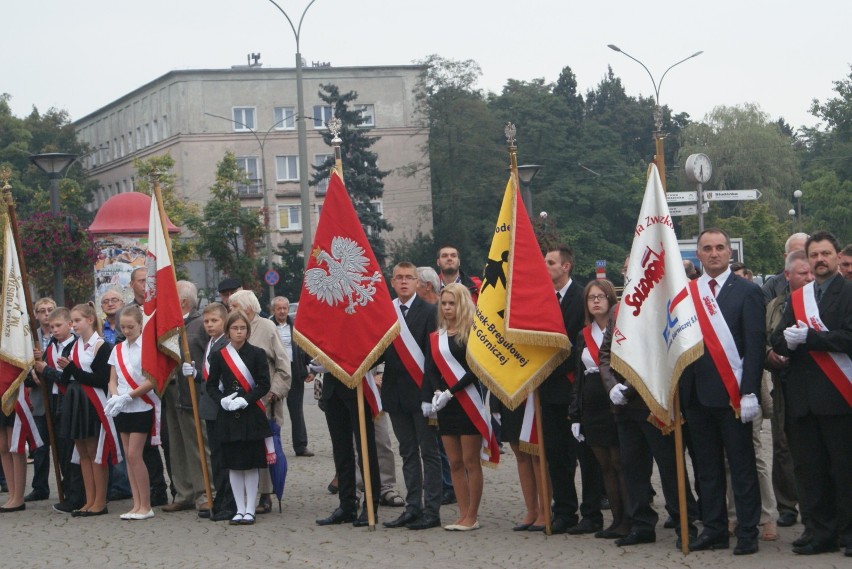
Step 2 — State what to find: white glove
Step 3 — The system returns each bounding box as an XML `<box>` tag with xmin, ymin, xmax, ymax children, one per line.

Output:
<box><xmin>106</xmin><ymin>394</ymin><xmax>132</xmax><ymax>417</ymax></box>
<box><xmin>308</xmin><ymin>360</ymin><xmax>327</xmax><ymax>374</ymax></box>
<box><xmin>220</xmin><ymin>392</ymin><xmax>237</xmax><ymax>410</ymax></box>
<box><xmin>421</xmin><ymin>402</ymin><xmax>433</xmax><ymax>418</ymax></box>
<box><xmin>609</xmin><ymin>383</ymin><xmax>629</xmax><ymax>406</ymax></box>
<box><xmin>103</xmin><ymin>397</ymin><xmax>118</xmax><ymax>417</ymax></box>
<box><xmin>433</xmin><ymin>390</ymin><xmax>453</xmax><ymax>411</ymax></box>
<box><xmin>182</xmin><ymin>362</ymin><xmax>196</xmax><ymax>378</ymax></box>
<box><xmin>784</xmin><ymin>320</ymin><xmax>809</xmax><ymax>350</ymax></box>
<box><xmin>571</xmin><ymin>422</ymin><xmax>585</xmax><ymax>442</ymax></box>
<box><xmin>740</xmin><ymin>393</ymin><xmax>760</xmax><ymax>423</ymax></box>
<box><xmin>229</xmin><ymin>396</ymin><xmax>248</xmax><ymax>411</ymax></box>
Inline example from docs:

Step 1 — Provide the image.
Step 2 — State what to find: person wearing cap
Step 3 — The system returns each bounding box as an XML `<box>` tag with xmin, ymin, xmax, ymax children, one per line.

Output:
<box><xmin>217</xmin><ymin>278</ymin><xmax>242</xmax><ymax>308</ymax></box>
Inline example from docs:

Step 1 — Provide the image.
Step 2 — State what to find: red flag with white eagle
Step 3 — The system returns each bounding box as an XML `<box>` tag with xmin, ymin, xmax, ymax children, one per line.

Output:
<box><xmin>141</xmin><ymin>190</ymin><xmax>183</xmax><ymax>395</ymax></box>
<box><xmin>293</xmin><ymin>170</ymin><xmax>399</xmax><ymax>388</ymax></box>
<box><xmin>0</xmin><ymin>216</ymin><xmax>35</xmax><ymax>416</ymax></box>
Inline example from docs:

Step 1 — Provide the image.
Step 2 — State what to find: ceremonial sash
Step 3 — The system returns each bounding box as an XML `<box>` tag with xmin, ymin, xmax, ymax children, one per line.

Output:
<box><xmin>392</xmin><ymin>303</ymin><xmax>426</xmax><ymax>388</ymax></box>
<box><xmin>115</xmin><ymin>343</ymin><xmax>162</xmax><ymax>445</ymax></box>
<box><xmin>220</xmin><ymin>344</ymin><xmax>266</xmax><ymax>413</ymax></box>
<box><xmin>581</xmin><ymin>324</ymin><xmax>603</xmax><ymax>373</ymax></box>
<box><xmin>11</xmin><ymin>386</ymin><xmax>43</xmax><ymax>454</ymax></box>
<box><xmin>363</xmin><ymin>370</ymin><xmax>383</xmax><ymax>418</ymax></box>
<box><xmin>791</xmin><ymin>282</ymin><xmax>852</xmax><ymax>406</ymax></box>
<box><xmin>203</xmin><ymin>336</ymin><xmax>224</xmax><ymax>381</ymax></box>
<box><xmin>688</xmin><ymin>279</ymin><xmax>743</xmax><ymax>412</ymax></box>
<box><xmin>518</xmin><ymin>392</ymin><xmax>539</xmax><ymax>456</ymax></box>
<box><xmin>430</xmin><ymin>332</ymin><xmax>499</xmax><ymax>466</ymax></box>
<box><xmin>72</xmin><ymin>337</ymin><xmax>122</xmax><ymax>465</ymax></box>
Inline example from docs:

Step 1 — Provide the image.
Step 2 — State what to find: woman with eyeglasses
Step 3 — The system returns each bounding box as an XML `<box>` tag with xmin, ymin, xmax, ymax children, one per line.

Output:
<box><xmin>205</xmin><ymin>310</ymin><xmax>274</xmax><ymax>526</ymax></box>
<box><xmin>568</xmin><ymin>279</ymin><xmax>630</xmax><ymax>539</ymax></box>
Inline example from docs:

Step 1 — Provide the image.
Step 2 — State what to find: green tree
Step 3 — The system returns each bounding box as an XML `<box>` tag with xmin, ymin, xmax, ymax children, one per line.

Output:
<box><xmin>310</xmin><ymin>84</ymin><xmax>392</xmax><ymax>263</ymax></box>
<box><xmin>192</xmin><ymin>151</ymin><xmax>264</xmax><ymax>291</ymax></box>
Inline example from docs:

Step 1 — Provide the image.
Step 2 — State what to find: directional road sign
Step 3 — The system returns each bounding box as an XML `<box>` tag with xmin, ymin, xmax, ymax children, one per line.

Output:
<box><xmin>703</xmin><ymin>189</ymin><xmax>762</xmax><ymax>201</ymax></box>
<box><xmin>665</xmin><ymin>191</ymin><xmax>697</xmax><ymax>203</ymax></box>
<box><xmin>670</xmin><ymin>203</ymin><xmax>709</xmax><ymax>217</ymax></box>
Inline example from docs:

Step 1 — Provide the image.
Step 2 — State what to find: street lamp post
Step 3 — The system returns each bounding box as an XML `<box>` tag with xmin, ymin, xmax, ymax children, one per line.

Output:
<box><xmin>29</xmin><ymin>152</ymin><xmax>78</xmax><ymax>306</ymax></box>
<box><xmin>793</xmin><ymin>189</ymin><xmax>803</xmax><ymax>231</ymax></box>
<box><xmin>267</xmin><ymin>0</ymin><xmax>317</xmax><ymax>267</ymax></box>
<box><xmin>607</xmin><ymin>44</ymin><xmax>703</xmax><ymax>190</ymax></box>
<box><xmin>516</xmin><ymin>164</ymin><xmax>543</xmax><ymax>219</ymax></box>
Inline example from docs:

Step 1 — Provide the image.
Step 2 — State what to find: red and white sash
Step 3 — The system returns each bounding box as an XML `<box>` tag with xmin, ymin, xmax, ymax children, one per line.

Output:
<box><xmin>392</xmin><ymin>302</ymin><xmax>426</xmax><ymax>388</ymax></box>
<box><xmin>71</xmin><ymin>337</ymin><xmax>122</xmax><ymax>465</ymax></box>
<box><xmin>114</xmin><ymin>343</ymin><xmax>162</xmax><ymax>445</ymax></box>
<box><xmin>430</xmin><ymin>331</ymin><xmax>499</xmax><ymax>466</ymax></box>
<box><xmin>203</xmin><ymin>335</ymin><xmax>225</xmax><ymax>381</ymax></box>
<box><xmin>11</xmin><ymin>386</ymin><xmax>43</xmax><ymax>454</ymax></box>
<box><xmin>46</xmin><ymin>339</ymin><xmax>72</xmax><ymax>395</ymax></box>
<box><xmin>518</xmin><ymin>392</ymin><xmax>539</xmax><ymax>455</ymax></box>
<box><xmin>362</xmin><ymin>370</ymin><xmax>383</xmax><ymax>418</ymax></box>
<box><xmin>791</xmin><ymin>282</ymin><xmax>852</xmax><ymax>406</ymax></box>
<box><xmin>581</xmin><ymin>324</ymin><xmax>603</xmax><ymax>372</ymax></box>
<box><xmin>220</xmin><ymin>344</ymin><xmax>266</xmax><ymax>413</ymax></box>
<box><xmin>688</xmin><ymin>279</ymin><xmax>743</xmax><ymax>412</ymax></box>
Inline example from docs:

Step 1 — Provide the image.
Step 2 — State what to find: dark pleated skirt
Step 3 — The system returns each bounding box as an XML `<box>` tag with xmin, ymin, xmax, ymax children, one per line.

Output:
<box><xmin>59</xmin><ymin>383</ymin><xmax>102</xmax><ymax>439</ymax></box>
<box><xmin>437</xmin><ymin>399</ymin><xmax>480</xmax><ymax>436</ymax></box>
<box><xmin>222</xmin><ymin>439</ymin><xmax>267</xmax><ymax>470</ymax></box>
<box><xmin>0</xmin><ymin>410</ymin><xmax>15</xmax><ymax>427</ymax></box>
<box><xmin>114</xmin><ymin>409</ymin><xmax>153</xmax><ymax>434</ymax></box>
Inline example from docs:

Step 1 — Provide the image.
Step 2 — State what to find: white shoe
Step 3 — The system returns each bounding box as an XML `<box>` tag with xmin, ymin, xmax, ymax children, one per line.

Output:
<box><xmin>129</xmin><ymin>510</ymin><xmax>155</xmax><ymax>520</ymax></box>
<box><xmin>120</xmin><ymin>512</ymin><xmax>134</xmax><ymax>520</ymax></box>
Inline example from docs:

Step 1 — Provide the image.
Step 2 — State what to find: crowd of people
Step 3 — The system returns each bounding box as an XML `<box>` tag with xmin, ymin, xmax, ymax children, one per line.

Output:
<box><xmin>1</xmin><ymin>235</ymin><xmax>850</xmax><ymax>559</ymax></box>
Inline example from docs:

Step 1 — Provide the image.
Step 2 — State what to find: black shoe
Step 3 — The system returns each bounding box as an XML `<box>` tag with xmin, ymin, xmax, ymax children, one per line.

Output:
<box><xmin>256</xmin><ymin>494</ymin><xmax>272</xmax><ymax>515</ymax></box>
<box><xmin>734</xmin><ymin>537</ymin><xmax>759</xmax><ymax>555</ymax></box>
<box><xmin>844</xmin><ymin>545</ymin><xmax>851</xmax><ymax>557</ymax></box>
<box><xmin>211</xmin><ymin>510</ymin><xmax>236</xmax><ymax>522</ymax></box>
<box><xmin>353</xmin><ymin>507</ymin><xmax>375</xmax><ymax>527</ymax></box>
<box><xmin>53</xmin><ymin>500</ymin><xmax>83</xmax><ymax>514</ymax></box>
<box><xmin>407</xmin><ymin>515</ymin><xmax>441</xmax><ymax>530</ymax></box>
<box><xmin>24</xmin><ymin>491</ymin><xmax>49</xmax><ymax>502</ymax></box>
<box><xmin>441</xmin><ymin>490</ymin><xmax>456</xmax><ymax>505</ymax></box>
<box><xmin>675</xmin><ymin>524</ymin><xmax>699</xmax><ymax>549</ymax></box>
<box><xmin>567</xmin><ymin>518</ymin><xmax>603</xmax><ymax>535</ymax></box>
<box><xmin>295</xmin><ymin>449</ymin><xmax>315</xmax><ymax>457</ymax></box>
<box><xmin>150</xmin><ymin>492</ymin><xmax>169</xmax><ymax>507</ymax></box>
<box><xmin>0</xmin><ymin>504</ymin><xmax>26</xmax><ymax>512</ymax></box>
<box><xmin>327</xmin><ymin>482</ymin><xmax>339</xmax><ymax>495</ymax></box>
<box><xmin>600</xmin><ymin>496</ymin><xmax>610</xmax><ymax>510</ymax></box>
<box><xmin>316</xmin><ymin>508</ymin><xmax>356</xmax><ymax>526</ymax></box>
<box><xmin>513</xmin><ymin>522</ymin><xmax>532</xmax><ymax>531</ymax></box>
<box><xmin>527</xmin><ymin>524</ymin><xmax>546</xmax><ymax>532</ymax></box>
<box><xmin>663</xmin><ymin>515</ymin><xmax>677</xmax><ymax>529</ymax></box>
<box><xmin>777</xmin><ymin>511</ymin><xmax>797</xmax><ymax>527</ymax></box>
<box><xmin>792</xmin><ymin>541</ymin><xmax>839</xmax><ymax>555</ymax></box>
<box><xmin>383</xmin><ymin>510</ymin><xmax>419</xmax><ymax>528</ymax></box>
<box><xmin>615</xmin><ymin>531</ymin><xmax>656</xmax><ymax>546</ymax></box>
<box><xmin>689</xmin><ymin>533</ymin><xmax>730</xmax><ymax>551</ymax></box>
<box><xmin>197</xmin><ymin>509</ymin><xmax>211</xmax><ymax>519</ymax></box>
<box><xmin>792</xmin><ymin>528</ymin><xmax>813</xmax><ymax>547</ymax></box>
<box><xmin>596</xmin><ymin>528</ymin><xmax>629</xmax><ymax>539</ymax></box>
<box><xmin>550</xmin><ymin>517</ymin><xmax>579</xmax><ymax>535</ymax></box>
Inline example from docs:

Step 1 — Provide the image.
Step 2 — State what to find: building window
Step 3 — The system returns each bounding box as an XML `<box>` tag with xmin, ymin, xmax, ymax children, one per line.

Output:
<box><xmin>365</xmin><ymin>200</ymin><xmax>384</xmax><ymax>236</ymax></box>
<box><xmin>144</xmin><ymin>124</ymin><xmax>151</xmax><ymax>147</ymax></box>
<box><xmin>236</xmin><ymin>156</ymin><xmax>262</xmax><ymax>195</ymax></box>
<box><xmin>161</xmin><ymin>115</ymin><xmax>169</xmax><ymax>139</ymax></box>
<box><xmin>278</xmin><ymin>205</ymin><xmax>301</xmax><ymax>232</ymax></box>
<box><xmin>127</xmin><ymin>131</ymin><xmax>133</xmax><ymax>153</ymax></box>
<box><xmin>312</xmin><ymin>105</ymin><xmax>333</xmax><ymax>128</ymax></box>
<box><xmin>152</xmin><ymin>119</ymin><xmax>159</xmax><ymax>143</ymax></box>
<box><xmin>233</xmin><ymin>107</ymin><xmax>256</xmax><ymax>131</ymax></box>
<box><xmin>355</xmin><ymin>104</ymin><xmax>375</xmax><ymax>127</ymax></box>
<box><xmin>275</xmin><ymin>155</ymin><xmax>299</xmax><ymax>181</ymax></box>
<box><xmin>136</xmin><ymin>127</ymin><xmax>142</xmax><ymax>149</ymax></box>
<box><xmin>274</xmin><ymin>106</ymin><xmax>296</xmax><ymax>130</ymax></box>
<box><xmin>314</xmin><ymin>154</ymin><xmax>333</xmax><ymax>195</ymax></box>
<box><xmin>113</xmin><ymin>138</ymin><xmax>118</xmax><ymax>160</ymax></box>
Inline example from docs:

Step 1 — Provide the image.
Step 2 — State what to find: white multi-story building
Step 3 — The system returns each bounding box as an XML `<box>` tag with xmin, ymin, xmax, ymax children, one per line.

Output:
<box><xmin>74</xmin><ymin>64</ymin><xmax>432</xmax><ymax>290</ymax></box>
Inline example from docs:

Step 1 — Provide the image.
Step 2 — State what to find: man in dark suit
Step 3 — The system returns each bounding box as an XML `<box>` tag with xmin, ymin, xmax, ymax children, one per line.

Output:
<box><xmin>680</xmin><ymin>228</ymin><xmax>765</xmax><ymax>555</ymax></box>
<box><xmin>541</xmin><ymin>245</ymin><xmax>603</xmax><ymax>534</ymax></box>
<box><xmin>380</xmin><ymin>262</ymin><xmax>441</xmax><ymax>530</ymax></box>
<box><xmin>771</xmin><ymin>230</ymin><xmax>852</xmax><ymax>557</ymax></box>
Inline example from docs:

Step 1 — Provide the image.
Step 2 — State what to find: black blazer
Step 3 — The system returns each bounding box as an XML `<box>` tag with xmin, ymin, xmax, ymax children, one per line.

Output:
<box><xmin>206</xmin><ymin>342</ymin><xmax>272</xmax><ymax>442</ymax></box>
<box><xmin>60</xmin><ymin>340</ymin><xmax>113</xmax><ymax>392</ymax></box>
<box><xmin>198</xmin><ymin>335</ymin><xmax>229</xmax><ymax>420</ymax></box>
<box><xmin>539</xmin><ymin>280</ymin><xmax>584</xmax><ymax>405</ymax></box>
<box><xmin>770</xmin><ymin>274</ymin><xmax>852</xmax><ymax>417</ymax></box>
<box><xmin>680</xmin><ymin>273</ymin><xmax>766</xmax><ymax>409</ymax></box>
<box><xmin>381</xmin><ymin>296</ymin><xmax>438</xmax><ymax>414</ymax></box>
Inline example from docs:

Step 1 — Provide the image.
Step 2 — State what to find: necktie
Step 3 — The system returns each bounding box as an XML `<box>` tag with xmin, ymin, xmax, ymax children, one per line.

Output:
<box><xmin>556</xmin><ymin>291</ymin><xmax>562</xmax><ymax>302</ymax></box>
<box><xmin>709</xmin><ymin>279</ymin><xmax>718</xmax><ymax>298</ymax></box>
<box><xmin>815</xmin><ymin>286</ymin><xmax>822</xmax><ymax>304</ymax></box>
<box><xmin>400</xmin><ymin>305</ymin><xmax>409</xmax><ymax>319</ymax></box>
<box><xmin>84</xmin><ymin>342</ymin><xmax>91</xmax><ymax>350</ymax></box>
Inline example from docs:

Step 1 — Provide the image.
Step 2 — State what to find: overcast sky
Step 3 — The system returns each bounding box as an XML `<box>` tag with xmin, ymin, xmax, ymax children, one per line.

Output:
<box><xmin>5</xmin><ymin>0</ymin><xmax>850</xmax><ymax>132</ymax></box>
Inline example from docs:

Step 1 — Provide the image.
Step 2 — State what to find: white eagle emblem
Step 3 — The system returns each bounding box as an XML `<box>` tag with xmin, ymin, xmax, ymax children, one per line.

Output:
<box><xmin>305</xmin><ymin>237</ymin><xmax>382</xmax><ymax>314</ymax></box>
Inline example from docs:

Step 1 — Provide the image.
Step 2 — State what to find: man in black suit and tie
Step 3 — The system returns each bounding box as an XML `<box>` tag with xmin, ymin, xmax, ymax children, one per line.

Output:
<box><xmin>771</xmin><ymin>230</ymin><xmax>852</xmax><ymax>557</ymax></box>
<box><xmin>541</xmin><ymin>245</ymin><xmax>604</xmax><ymax>534</ymax></box>
<box><xmin>381</xmin><ymin>262</ymin><xmax>442</xmax><ymax>530</ymax></box>
<box><xmin>681</xmin><ymin>228</ymin><xmax>764</xmax><ymax>555</ymax></box>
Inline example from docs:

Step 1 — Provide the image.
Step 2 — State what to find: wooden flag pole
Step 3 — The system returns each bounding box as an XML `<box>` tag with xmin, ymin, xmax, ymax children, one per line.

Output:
<box><xmin>673</xmin><ymin>393</ymin><xmax>690</xmax><ymax>555</ymax></box>
<box><xmin>533</xmin><ymin>389</ymin><xmax>553</xmax><ymax>536</ymax></box>
<box><xmin>329</xmin><ymin>117</ymin><xmax>375</xmax><ymax>529</ymax></box>
<box><xmin>150</xmin><ymin>173</ymin><xmax>213</xmax><ymax>510</ymax></box>
<box><xmin>1</xmin><ymin>168</ymin><xmax>64</xmax><ymax>501</ymax></box>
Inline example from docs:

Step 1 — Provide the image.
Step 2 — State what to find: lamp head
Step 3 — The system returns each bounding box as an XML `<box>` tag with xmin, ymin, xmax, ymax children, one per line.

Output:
<box><xmin>607</xmin><ymin>44</ymin><xmax>621</xmax><ymax>52</ymax></box>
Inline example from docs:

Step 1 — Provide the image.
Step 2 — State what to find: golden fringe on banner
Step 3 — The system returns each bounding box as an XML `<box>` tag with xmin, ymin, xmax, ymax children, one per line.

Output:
<box><xmin>466</xmin><ymin>350</ymin><xmax>567</xmax><ymax>412</ymax></box>
<box><xmin>518</xmin><ymin>441</ymin><xmax>540</xmax><ymax>456</ymax></box>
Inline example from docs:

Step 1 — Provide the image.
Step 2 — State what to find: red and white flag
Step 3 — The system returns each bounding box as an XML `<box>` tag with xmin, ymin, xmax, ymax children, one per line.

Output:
<box><xmin>11</xmin><ymin>386</ymin><xmax>42</xmax><ymax>453</ymax></box>
<box><xmin>610</xmin><ymin>164</ymin><xmax>704</xmax><ymax>429</ymax></box>
<box><xmin>293</xmin><ymin>171</ymin><xmax>399</xmax><ymax>388</ymax></box>
<box><xmin>141</xmin><ymin>190</ymin><xmax>183</xmax><ymax>395</ymax></box>
<box><xmin>0</xmin><ymin>217</ymin><xmax>34</xmax><ymax>417</ymax></box>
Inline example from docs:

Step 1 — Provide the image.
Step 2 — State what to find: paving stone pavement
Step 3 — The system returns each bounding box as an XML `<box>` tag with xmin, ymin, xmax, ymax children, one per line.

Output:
<box><xmin>2</xmin><ymin>398</ymin><xmax>847</xmax><ymax>568</ymax></box>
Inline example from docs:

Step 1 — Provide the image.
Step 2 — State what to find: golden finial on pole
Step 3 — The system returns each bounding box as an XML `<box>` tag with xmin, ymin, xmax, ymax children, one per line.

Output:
<box><xmin>329</xmin><ymin>116</ymin><xmax>344</xmax><ymax>179</ymax></box>
<box><xmin>505</xmin><ymin>122</ymin><xmax>519</xmax><ymax>183</ymax></box>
